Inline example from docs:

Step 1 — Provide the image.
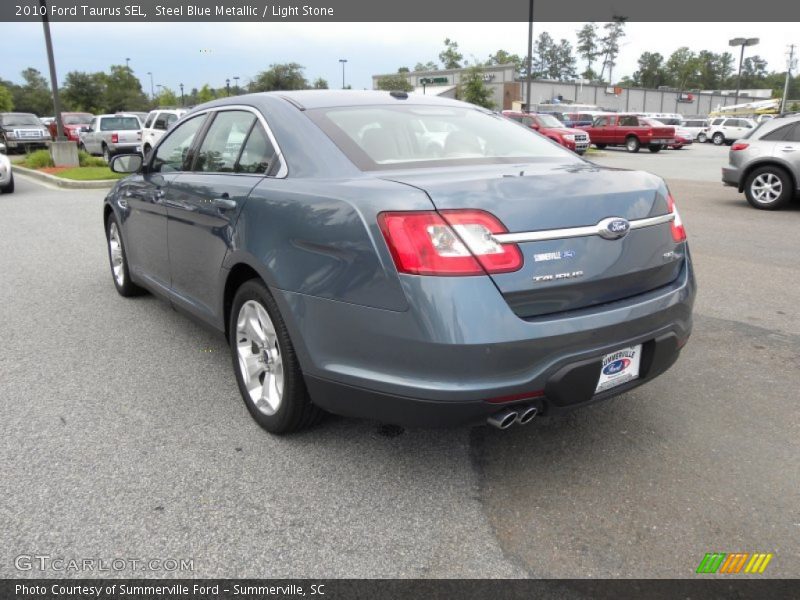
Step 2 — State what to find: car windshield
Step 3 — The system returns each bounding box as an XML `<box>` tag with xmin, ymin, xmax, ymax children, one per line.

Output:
<box><xmin>2</xmin><ymin>114</ymin><xmax>42</xmax><ymax>127</ymax></box>
<box><xmin>100</xmin><ymin>117</ymin><xmax>141</xmax><ymax>131</ymax></box>
<box><xmin>536</xmin><ymin>115</ymin><xmax>563</xmax><ymax>128</ymax></box>
<box><xmin>63</xmin><ymin>114</ymin><xmax>93</xmax><ymax>125</ymax></box>
<box><xmin>308</xmin><ymin>105</ymin><xmax>572</xmax><ymax>170</ymax></box>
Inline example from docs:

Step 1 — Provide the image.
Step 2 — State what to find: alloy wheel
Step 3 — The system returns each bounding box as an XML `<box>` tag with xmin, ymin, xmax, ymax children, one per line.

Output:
<box><xmin>235</xmin><ymin>300</ymin><xmax>284</xmax><ymax>416</ymax></box>
<box><xmin>750</xmin><ymin>172</ymin><xmax>783</xmax><ymax>204</ymax></box>
<box><xmin>108</xmin><ymin>222</ymin><xmax>125</xmax><ymax>286</ymax></box>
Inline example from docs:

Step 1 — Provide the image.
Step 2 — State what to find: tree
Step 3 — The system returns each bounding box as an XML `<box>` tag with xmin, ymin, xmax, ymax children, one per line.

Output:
<box><xmin>414</xmin><ymin>61</ymin><xmax>439</xmax><ymax>72</ymax></box>
<box><xmin>576</xmin><ymin>23</ymin><xmax>600</xmax><ymax>80</ymax></box>
<box><xmin>633</xmin><ymin>52</ymin><xmax>667</xmax><ymax>88</ymax></box>
<box><xmin>0</xmin><ymin>84</ymin><xmax>13</xmax><ymax>112</ymax></box>
<box><xmin>457</xmin><ymin>65</ymin><xmax>495</xmax><ymax>109</ymax></box>
<box><xmin>61</xmin><ymin>71</ymin><xmax>105</xmax><ymax>113</ymax></box>
<box><xmin>439</xmin><ymin>38</ymin><xmax>463</xmax><ymax>70</ymax></box>
<box><xmin>13</xmin><ymin>68</ymin><xmax>52</xmax><ymax>115</ymax></box>
<box><xmin>740</xmin><ymin>55</ymin><xmax>768</xmax><ymax>88</ymax></box>
<box><xmin>196</xmin><ymin>84</ymin><xmax>216</xmax><ymax>103</ymax></box>
<box><xmin>397</xmin><ymin>67</ymin><xmax>410</xmax><ymax>73</ymax></box>
<box><xmin>312</xmin><ymin>77</ymin><xmax>329</xmax><ymax>89</ymax></box>
<box><xmin>598</xmin><ymin>20</ymin><xmax>626</xmax><ymax>83</ymax></box>
<box><xmin>154</xmin><ymin>86</ymin><xmax>179</xmax><ymax>107</ymax></box>
<box><xmin>532</xmin><ymin>32</ymin><xmax>555</xmax><ymax>78</ymax></box>
<box><xmin>249</xmin><ymin>63</ymin><xmax>308</xmax><ymax>92</ymax></box>
<box><xmin>376</xmin><ymin>74</ymin><xmax>413</xmax><ymax>92</ymax></box>
<box><xmin>102</xmin><ymin>65</ymin><xmax>149</xmax><ymax>112</ymax></box>
<box><xmin>487</xmin><ymin>49</ymin><xmax>524</xmax><ymax>78</ymax></box>
<box><xmin>554</xmin><ymin>39</ymin><xmax>578</xmax><ymax>80</ymax></box>
<box><xmin>665</xmin><ymin>47</ymin><xmax>701</xmax><ymax>89</ymax></box>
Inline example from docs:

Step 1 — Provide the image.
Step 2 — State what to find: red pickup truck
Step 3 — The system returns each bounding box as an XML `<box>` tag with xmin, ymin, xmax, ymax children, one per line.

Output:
<box><xmin>582</xmin><ymin>114</ymin><xmax>675</xmax><ymax>153</ymax></box>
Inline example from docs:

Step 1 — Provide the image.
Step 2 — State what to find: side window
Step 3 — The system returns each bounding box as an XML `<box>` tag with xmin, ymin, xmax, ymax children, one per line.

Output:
<box><xmin>619</xmin><ymin>116</ymin><xmax>638</xmax><ymax>127</ymax></box>
<box><xmin>761</xmin><ymin>124</ymin><xmax>792</xmax><ymax>141</ymax></box>
<box><xmin>151</xmin><ymin>114</ymin><xmax>206</xmax><ymax>173</ymax></box>
<box><xmin>154</xmin><ymin>113</ymin><xmax>169</xmax><ymax>130</ymax></box>
<box><xmin>193</xmin><ymin>111</ymin><xmax>256</xmax><ymax>173</ymax></box>
<box><xmin>593</xmin><ymin>116</ymin><xmax>609</xmax><ymax>127</ymax></box>
<box><xmin>166</xmin><ymin>113</ymin><xmax>178</xmax><ymax>127</ymax></box>
<box><xmin>712</xmin><ymin>118</ymin><xmax>724</xmax><ymax>126</ymax></box>
<box><xmin>784</xmin><ymin>124</ymin><xmax>800</xmax><ymax>142</ymax></box>
<box><xmin>144</xmin><ymin>113</ymin><xmax>155</xmax><ymax>129</ymax></box>
<box><xmin>237</xmin><ymin>124</ymin><xmax>276</xmax><ymax>174</ymax></box>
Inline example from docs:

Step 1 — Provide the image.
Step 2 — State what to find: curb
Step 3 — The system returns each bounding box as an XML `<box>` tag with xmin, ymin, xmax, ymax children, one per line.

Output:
<box><xmin>14</xmin><ymin>165</ymin><xmax>118</xmax><ymax>189</ymax></box>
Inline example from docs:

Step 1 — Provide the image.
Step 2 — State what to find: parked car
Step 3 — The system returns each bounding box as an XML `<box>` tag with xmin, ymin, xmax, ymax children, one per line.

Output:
<box><xmin>722</xmin><ymin>114</ymin><xmax>800</xmax><ymax>210</ymax></box>
<box><xmin>125</xmin><ymin>112</ymin><xmax>149</xmax><ymax>127</ymax></box>
<box><xmin>79</xmin><ymin>114</ymin><xmax>142</xmax><ymax>162</ymax></box>
<box><xmin>103</xmin><ymin>91</ymin><xmax>694</xmax><ymax>434</ymax></box>
<box><xmin>0</xmin><ymin>142</ymin><xmax>14</xmax><ymax>193</ymax></box>
<box><xmin>502</xmin><ymin>110</ymin><xmax>590</xmax><ymax>154</ymax></box>
<box><xmin>565</xmin><ymin>111</ymin><xmax>605</xmax><ymax>127</ymax></box>
<box><xmin>682</xmin><ymin>118</ymin><xmax>709</xmax><ymax>141</ymax></box>
<box><xmin>0</xmin><ymin>112</ymin><xmax>51</xmax><ymax>152</ymax></box>
<box><xmin>141</xmin><ymin>109</ymin><xmax>188</xmax><ymax>157</ymax></box>
<box><xmin>643</xmin><ymin>118</ymin><xmax>693</xmax><ymax>149</ymax></box>
<box><xmin>48</xmin><ymin>112</ymin><xmax>95</xmax><ymax>142</ymax></box>
<box><xmin>705</xmin><ymin>117</ymin><xmax>756</xmax><ymax>145</ymax></box>
<box><xmin>584</xmin><ymin>114</ymin><xmax>675</xmax><ymax>153</ymax></box>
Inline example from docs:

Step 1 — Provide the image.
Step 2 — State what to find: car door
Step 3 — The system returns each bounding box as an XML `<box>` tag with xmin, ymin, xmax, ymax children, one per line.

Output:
<box><xmin>120</xmin><ymin>113</ymin><xmax>208</xmax><ymax>291</ymax></box>
<box><xmin>84</xmin><ymin>117</ymin><xmax>101</xmax><ymax>153</ymax></box>
<box><xmin>591</xmin><ymin>116</ymin><xmax>610</xmax><ymax>143</ymax></box>
<box><xmin>165</xmin><ymin>108</ymin><xmax>279</xmax><ymax>324</ymax></box>
<box><xmin>773</xmin><ymin>122</ymin><xmax>800</xmax><ymax>180</ymax></box>
<box><xmin>617</xmin><ymin>115</ymin><xmax>638</xmax><ymax>145</ymax></box>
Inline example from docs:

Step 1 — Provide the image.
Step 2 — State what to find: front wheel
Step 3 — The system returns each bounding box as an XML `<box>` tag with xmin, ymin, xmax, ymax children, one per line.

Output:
<box><xmin>712</xmin><ymin>132</ymin><xmax>725</xmax><ymax>146</ymax></box>
<box><xmin>697</xmin><ymin>133</ymin><xmax>707</xmax><ymax>143</ymax></box>
<box><xmin>230</xmin><ymin>279</ymin><xmax>323</xmax><ymax>434</ymax></box>
<box><xmin>594</xmin><ymin>143</ymin><xmax>607</xmax><ymax>149</ymax></box>
<box><xmin>744</xmin><ymin>166</ymin><xmax>792</xmax><ymax>210</ymax></box>
<box><xmin>106</xmin><ymin>213</ymin><xmax>144</xmax><ymax>296</ymax></box>
<box><xmin>625</xmin><ymin>137</ymin><xmax>641</xmax><ymax>153</ymax></box>
<box><xmin>1</xmin><ymin>173</ymin><xmax>13</xmax><ymax>194</ymax></box>
<box><xmin>648</xmin><ymin>145</ymin><xmax>663</xmax><ymax>153</ymax></box>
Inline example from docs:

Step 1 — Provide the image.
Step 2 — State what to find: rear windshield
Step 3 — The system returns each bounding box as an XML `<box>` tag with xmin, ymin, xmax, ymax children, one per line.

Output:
<box><xmin>307</xmin><ymin>105</ymin><xmax>573</xmax><ymax>170</ymax></box>
<box><xmin>63</xmin><ymin>113</ymin><xmax>93</xmax><ymax>125</ymax></box>
<box><xmin>100</xmin><ymin>117</ymin><xmax>140</xmax><ymax>131</ymax></box>
<box><xmin>1</xmin><ymin>114</ymin><xmax>41</xmax><ymax>127</ymax></box>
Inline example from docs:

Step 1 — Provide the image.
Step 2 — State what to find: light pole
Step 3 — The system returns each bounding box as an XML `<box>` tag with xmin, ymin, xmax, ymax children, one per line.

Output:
<box><xmin>525</xmin><ymin>0</ymin><xmax>534</xmax><ymax>112</ymax></box>
<box><xmin>38</xmin><ymin>0</ymin><xmax>64</xmax><ymax>141</ymax></box>
<box><xmin>339</xmin><ymin>59</ymin><xmax>347</xmax><ymax>89</ymax></box>
<box><xmin>226</xmin><ymin>78</ymin><xmax>231</xmax><ymax>96</ymax></box>
<box><xmin>729</xmin><ymin>37</ymin><xmax>759</xmax><ymax>106</ymax></box>
<box><xmin>125</xmin><ymin>57</ymin><xmax>131</xmax><ymax>70</ymax></box>
<box><xmin>146</xmin><ymin>72</ymin><xmax>155</xmax><ymax>100</ymax></box>
<box><xmin>179</xmin><ymin>83</ymin><xmax>184</xmax><ymax>107</ymax></box>
<box><xmin>233</xmin><ymin>76</ymin><xmax>240</xmax><ymax>94</ymax></box>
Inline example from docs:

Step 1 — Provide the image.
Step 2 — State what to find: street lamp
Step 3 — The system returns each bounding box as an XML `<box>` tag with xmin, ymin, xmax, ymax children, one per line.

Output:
<box><xmin>729</xmin><ymin>37</ymin><xmax>759</xmax><ymax>106</ymax></box>
<box><xmin>233</xmin><ymin>76</ymin><xmax>240</xmax><ymax>94</ymax></box>
<box><xmin>226</xmin><ymin>78</ymin><xmax>231</xmax><ymax>96</ymax></box>
<box><xmin>125</xmin><ymin>57</ymin><xmax>131</xmax><ymax>69</ymax></box>
<box><xmin>146</xmin><ymin>71</ymin><xmax>155</xmax><ymax>100</ymax></box>
<box><xmin>179</xmin><ymin>83</ymin><xmax>184</xmax><ymax>107</ymax></box>
<box><xmin>38</xmin><ymin>0</ymin><xmax>64</xmax><ymax>141</ymax></box>
<box><xmin>339</xmin><ymin>59</ymin><xmax>347</xmax><ymax>89</ymax></box>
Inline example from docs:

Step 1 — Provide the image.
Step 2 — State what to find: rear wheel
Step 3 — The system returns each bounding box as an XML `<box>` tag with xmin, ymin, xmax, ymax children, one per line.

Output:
<box><xmin>594</xmin><ymin>143</ymin><xmax>607</xmax><ymax>149</ymax></box>
<box><xmin>230</xmin><ymin>279</ymin><xmax>323</xmax><ymax>434</ymax></box>
<box><xmin>1</xmin><ymin>173</ymin><xmax>13</xmax><ymax>194</ymax></box>
<box><xmin>625</xmin><ymin>137</ymin><xmax>641</xmax><ymax>153</ymax></box>
<box><xmin>102</xmin><ymin>144</ymin><xmax>112</xmax><ymax>163</ymax></box>
<box><xmin>712</xmin><ymin>132</ymin><xmax>725</xmax><ymax>145</ymax></box>
<box><xmin>648</xmin><ymin>145</ymin><xmax>663</xmax><ymax>153</ymax></box>
<box><xmin>744</xmin><ymin>166</ymin><xmax>792</xmax><ymax>210</ymax></box>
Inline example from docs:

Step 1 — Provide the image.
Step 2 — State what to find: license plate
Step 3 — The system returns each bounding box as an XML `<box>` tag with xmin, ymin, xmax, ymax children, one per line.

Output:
<box><xmin>595</xmin><ymin>344</ymin><xmax>642</xmax><ymax>393</ymax></box>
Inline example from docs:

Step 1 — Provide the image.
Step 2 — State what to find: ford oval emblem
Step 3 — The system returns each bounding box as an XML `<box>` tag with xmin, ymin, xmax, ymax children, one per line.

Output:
<box><xmin>602</xmin><ymin>357</ymin><xmax>631</xmax><ymax>375</ymax></box>
<box><xmin>597</xmin><ymin>217</ymin><xmax>631</xmax><ymax>240</ymax></box>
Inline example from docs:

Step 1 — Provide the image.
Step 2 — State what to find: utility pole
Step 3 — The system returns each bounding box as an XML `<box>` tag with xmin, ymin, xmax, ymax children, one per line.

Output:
<box><xmin>339</xmin><ymin>59</ymin><xmax>348</xmax><ymax>89</ymax></box>
<box><xmin>781</xmin><ymin>44</ymin><xmax>796</xmax><ymax>115</ymax></box>
<box><xmin>146</xmin><ymin>72</ymin><xmax>155</xmax><ymax>99</ymax></box>
<box><xmin>226</xmin><ymin>78</ymin><xmax>231</xmax><ymax>96</ymax></box>
<box><xmin>525</xmin><ymin>0</ymin><xmax>533</xmax><ymax>112</ymax></box>
<box><xmin>729</xmin><ymin>37</ymin><xmax>759</xmax><ymax>106</ymax></box>
<box><xmin>179</xmin><ymin>83</ymin><xmax>184</xmax><ymax>107</ymax></box>
<box><xmin>39</xmin><ymin>0</ymin><xmax>64</xmax><ymax>141</ymax></box>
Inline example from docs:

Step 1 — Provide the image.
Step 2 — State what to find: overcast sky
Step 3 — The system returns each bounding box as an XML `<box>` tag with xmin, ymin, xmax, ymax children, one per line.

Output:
<box><xmin>0</xmin><ymin>22</ymin><xmax>797</xmax><ymax>93</ymax></box>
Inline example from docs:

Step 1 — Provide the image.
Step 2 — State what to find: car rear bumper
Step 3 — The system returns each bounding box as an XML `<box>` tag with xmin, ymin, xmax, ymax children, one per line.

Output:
<box><xmin>722</xmin><ymin>166</ymin><xmax>741</xmax><ymax>187</ymax></box>
<box><xmin>276</xmin><ymin>254</ymin><xmax>696</xmax><ymax>427</ymax></box>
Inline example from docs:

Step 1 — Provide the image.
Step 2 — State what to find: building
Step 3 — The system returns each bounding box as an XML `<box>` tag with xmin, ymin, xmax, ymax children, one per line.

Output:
<box><xmin>372</xmin><ymin>65</ymin><xmax>766</xmax><ymax>116</ymax></box>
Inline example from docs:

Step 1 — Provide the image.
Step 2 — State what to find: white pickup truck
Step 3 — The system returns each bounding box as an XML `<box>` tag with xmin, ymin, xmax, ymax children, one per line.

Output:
<box><xmin>79</xmin><ymin>114</ymin><xmax>142</xmax><ymax>162</ymax></box>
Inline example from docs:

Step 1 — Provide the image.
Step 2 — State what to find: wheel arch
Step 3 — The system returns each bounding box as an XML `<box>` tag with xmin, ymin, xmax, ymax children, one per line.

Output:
<box><xmin>739</xmin><ymin>160</ymin><xmax>797</xmax><ymax>193</ymax></box>
<box><xmin>222</xmin><ymin>261</ymin><xmax>263</xmax><ymax>340</ymax></box>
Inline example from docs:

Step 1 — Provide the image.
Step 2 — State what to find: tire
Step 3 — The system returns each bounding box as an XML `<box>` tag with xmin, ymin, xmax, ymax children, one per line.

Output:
<box><xmin>229</xmin><ymin>279</ymin><xmax>323</xmax><ymax>434</ymax></box>
<box><xmin>697</xmin><ymin>133</ymin><xmax>707</xmax><ymax>143</ymax></box>
<box><xmin>625</xmin><ymin>136</ymin><xmax>641</xmax><ymax>153</ymax></box>
<box><xmin>1</xmin><ymin>173</ymin><xmax>13</xmax><ymax>194</ymax></box>
<box><xmin>648</xmin><ymin>145</ymin><xmax>662</xmax><ymax>153</ymax></box>
<box><xmin>744</xmin><ymin>166</ymin><xmax>793</xmax><ymax>210</ymax></box>
<box><xmin>594</xmin><ymin>143</ymin><xmax>607</xmax><ymax>149</ymax></box>
<box><xmin>102</xmin><ymin>144</ymin><xmax>112</xmax><ymax>163</ymax></box>
<box><xmin>105</xmin><ymin>212</ymin><xmax>145</xmax><ymax>296</ymax></box>
<box><xmin>576</xmin><ymin>150</ymin><xmax>586</xmax><ymax>156</ymax></box>
<box><xmin>712</xmin><ymin>132</ymin><xmax>725</xmax><ymax>146</ymax></box>
<box><xmin>78</xmin><ymin>143</ymin><xmax>87</xmax><ymax>154</ymax></box>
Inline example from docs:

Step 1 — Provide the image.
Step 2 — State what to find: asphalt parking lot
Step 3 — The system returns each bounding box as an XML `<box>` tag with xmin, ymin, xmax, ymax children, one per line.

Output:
<box><xmin>1</xmin><ymin>143</ymin><xmax>798</xmax><ymax>579</ymax></box>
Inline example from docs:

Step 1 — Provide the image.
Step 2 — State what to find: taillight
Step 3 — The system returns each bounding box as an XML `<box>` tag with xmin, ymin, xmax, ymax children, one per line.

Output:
<box><xmin>111</xmin><ymin>133</ymin><xmax>119</xmax><ymax>143</ymax></box>
<box><xmin>378</xmin><ymin>210</ymin><xmax>522</xmax><ymax>276</ymax></box>
<box><xmin>731</xmin><ymin>142</ymin><xmax>749</xmax><ymax>151</ymax></box>
<box><xmin>667</xmin><ymin>194</ymin><xmax>686</xmax><ymax>242</ymax></box>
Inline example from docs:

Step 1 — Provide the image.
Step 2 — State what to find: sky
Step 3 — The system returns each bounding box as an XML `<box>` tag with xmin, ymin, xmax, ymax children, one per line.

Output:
<box><xmin>0</xmin><ymin>22</ymin><xmax>797</xmax><ymax>94</ymax></box>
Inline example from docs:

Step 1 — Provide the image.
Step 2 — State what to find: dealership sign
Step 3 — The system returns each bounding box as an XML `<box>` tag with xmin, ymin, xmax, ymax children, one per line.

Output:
<box><xmin>678</xmin><ymin>92</ymin><xmax>695</xmax><ymax>103</ymax></box>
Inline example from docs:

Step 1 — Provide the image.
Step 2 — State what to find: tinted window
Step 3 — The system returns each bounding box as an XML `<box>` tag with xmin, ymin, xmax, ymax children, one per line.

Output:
<box><xmin>619</xmin><ymin>116</ymin><xmax>639</xmax><ymax>126</ymax></box>
<box><xmin>593</xmin><ymin>116</ymin><xmax>610</xmax><ymax>127</ymax></box>
<box><xmin>194</xmin><ymin>111</ymin><xmax>256</xmax><ymax>173</ymax></box>
<box><xmin>100</xmin><ymin>117</ymin><xmax>140</xmax><ymax>131</ymax></box>
<box><xmin>63</xmin><ymin>113</ymin><xmax>93</xmax><ymax>125</ymax></box>
<box><xmin>309</xmin><ymin>105</ymin><xmax>573</xmax><ymax>170</ymax></box>
<box><xmin>151</xmin><ymin>114</ymin><xmax>205</xmax><ymax>173</ymax></box>
<box><xmin>761</xmin><ymin>124</ymin><xmax>793</xmax><ymax>141</ymax></box>
<box><xmin>144</xmin><ymin>113</ymin><xmax>156</xmax><ymax>128</ymax></box>
<box><xmin>712</xmin><ymin>118</ymin><xmax>725</xmax><ymax>125</ymax></box>
<box><xmin>154</xmin><ymin>114</ymin><xmax>169</xmax><ymax>130</ymax></box>
<box><xmin>237</xmin><ymin>124</ymin><xmax>276</xmax><ymax>174</ymax></box>
<box><xmin>785</xmin><ymin>124</ymin><xmax>800</xmax><ymax>142</ymax></box>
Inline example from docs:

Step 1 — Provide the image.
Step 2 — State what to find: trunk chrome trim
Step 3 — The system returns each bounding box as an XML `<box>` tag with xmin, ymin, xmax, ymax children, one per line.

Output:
<box><xmin>492</xmin><ymin>213</ymin><xmax>675</xmax><ymax>244</ymax></box>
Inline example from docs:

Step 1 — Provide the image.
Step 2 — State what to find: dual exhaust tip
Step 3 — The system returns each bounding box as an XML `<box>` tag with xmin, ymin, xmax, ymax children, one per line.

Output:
<box><xmin>487</xmin><ymin>405</ymin><xmax>538</xmax><ymax>430</ymax></box>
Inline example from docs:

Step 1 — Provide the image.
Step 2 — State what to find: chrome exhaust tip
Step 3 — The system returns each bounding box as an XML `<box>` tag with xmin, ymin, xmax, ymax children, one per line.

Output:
<box><xmin>516</xmin><ymin>405</ymin><xmax>538</xmax><ymax>425</ymax></box>
<box><xmin>487</xmin><ymin>409</ymin><xmax>518</xmax><ymax>430</ymax></box>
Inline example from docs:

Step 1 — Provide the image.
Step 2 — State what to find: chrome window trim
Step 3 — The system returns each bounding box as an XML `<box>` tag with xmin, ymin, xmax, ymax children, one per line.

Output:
<box><xmin>492</xmin><ymin>213</ymin><xmax>675</xmax><ymax>244</ymax></box>
<box><xmin>182</xmin><ymin>104</ymin><xmax>288</xmax><ymax>178</ymax></box>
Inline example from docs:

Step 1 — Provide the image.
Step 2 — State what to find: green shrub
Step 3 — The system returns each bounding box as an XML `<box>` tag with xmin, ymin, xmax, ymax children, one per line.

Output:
<box><xmin>23</xmin><ymin>149</ymin><xmax>54</xmax><ymax>169</ymax></box>
<box><xmin>78</xmin><ymin>150</ymin><xmax>106</xmax><ymax>167</ymax></box>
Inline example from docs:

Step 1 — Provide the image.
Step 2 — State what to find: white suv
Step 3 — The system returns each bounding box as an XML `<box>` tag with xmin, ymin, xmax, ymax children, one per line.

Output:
<box><xmin>705</xmin><ymin>117</ymin><xmax>756</xmax><ymax>145</ymax></box>
<box><xmin>141</xmin><ymin>109</ymin><xmax>187</xmax><ymax>156</ymax></box>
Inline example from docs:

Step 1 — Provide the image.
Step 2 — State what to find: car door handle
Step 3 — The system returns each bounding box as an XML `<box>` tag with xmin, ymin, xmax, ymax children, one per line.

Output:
<box><xmin>780</xmin><ymin>146</ymin><xmax>796</xmax><ymax>152</ymax></box>
<box><xmin>212</xmin><ymin>197</ymin><xmax>237</xmax><ymax>210</ymax></box>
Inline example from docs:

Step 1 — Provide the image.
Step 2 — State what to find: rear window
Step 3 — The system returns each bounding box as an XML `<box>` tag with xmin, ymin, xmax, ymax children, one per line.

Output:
<box><xmin>100</xmin><ymin>117</ymin><xmax>140</xmax><ymax>131</ymax></box>
<box><xmin>63</xmin><ymin>114</ymin><xmax>93</xmax><ymax>125</ymax></box>
<box><xmin>307</xmin><ymin>105</ymin><xmax>573</xmax><ymax>170</ymax></box>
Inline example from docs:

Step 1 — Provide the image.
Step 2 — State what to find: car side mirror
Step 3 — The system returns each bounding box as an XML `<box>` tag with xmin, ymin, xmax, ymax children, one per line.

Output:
<box><xmin>110</xmin><ymin>154</ymin><xmax>143</xmax><ymax>174</ymax></box>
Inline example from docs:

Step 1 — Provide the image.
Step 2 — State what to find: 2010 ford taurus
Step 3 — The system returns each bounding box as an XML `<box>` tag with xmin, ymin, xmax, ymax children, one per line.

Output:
<box><xmin>104</xmin><ymin>91</ymin><xmax>695</xmax><ymax>434</ymax></box>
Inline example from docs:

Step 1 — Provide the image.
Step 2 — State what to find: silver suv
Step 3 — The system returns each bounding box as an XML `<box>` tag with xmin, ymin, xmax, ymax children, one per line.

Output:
<box><xmin>722</xmin><ymin>115</ymin><xmax>800</xmax><ymax>210</ymax></box>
